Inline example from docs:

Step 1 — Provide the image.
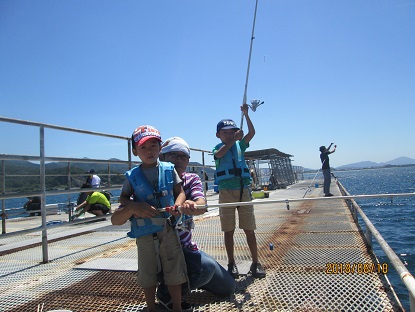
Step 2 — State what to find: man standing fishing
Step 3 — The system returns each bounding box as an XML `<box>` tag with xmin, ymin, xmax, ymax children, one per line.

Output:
<box><xmin>319</xmin><ymin>143</ymin><xmax>337</xmax><ymax>197</ymax></box>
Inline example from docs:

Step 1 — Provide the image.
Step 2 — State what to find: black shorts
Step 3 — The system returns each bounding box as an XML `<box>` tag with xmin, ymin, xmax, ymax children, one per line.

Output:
<box><xmin>90</xmin><ymin>204</ymin><xmax>110</xmax><ymax>214</ymax></box>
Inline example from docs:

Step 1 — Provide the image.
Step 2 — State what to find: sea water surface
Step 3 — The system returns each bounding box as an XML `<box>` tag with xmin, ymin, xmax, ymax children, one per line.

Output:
<box><xmin>319</xmin><ymin>166</ymin><xmax>415</xmax><ymax>311</ymax></box>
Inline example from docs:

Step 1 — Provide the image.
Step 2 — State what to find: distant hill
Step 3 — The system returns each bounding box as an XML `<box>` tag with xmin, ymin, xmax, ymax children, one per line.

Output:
<box><xmin>336</xmin><ymin>161</ymin><xmax>380</xmax><ymax>170</ymax></box>
<box><xmin>2</xmin><ymin>159</ymin><xmax>128</xmax><ymax>192</ymax></box>
<box><xmin>3</xmin><ymin>159</ymin><xmax>215</xmax><ymax>192</ymax></box>
<box><xmin>380</xmin><ymin>156</ymin><xmax>415</xmax><ymax>166</ymax></box>
<box><xmin>336</xmin><ymin>157</ymin><xmax>415</xmax><ymax>170</ymax></box>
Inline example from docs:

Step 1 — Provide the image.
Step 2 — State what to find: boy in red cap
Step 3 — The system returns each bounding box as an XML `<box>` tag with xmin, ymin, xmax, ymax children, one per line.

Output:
<box><xmin>111</xmin><ymin>125</ymin><xmax>189</xmax><ymax>312</ymax></box>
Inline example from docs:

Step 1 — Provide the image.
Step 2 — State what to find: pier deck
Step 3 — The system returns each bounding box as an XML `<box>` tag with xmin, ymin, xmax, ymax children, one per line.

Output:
<box><xmin>0</xmin><ymin>180</ymin><xmax>404</xmax><ymax>311</ymax></box>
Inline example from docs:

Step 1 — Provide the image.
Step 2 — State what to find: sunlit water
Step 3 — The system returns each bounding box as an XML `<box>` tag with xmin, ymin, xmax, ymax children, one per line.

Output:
<box><xmin>307</xmin><ymin>166</ymin><xmax>415</xmax><ymax>310</ymax></box>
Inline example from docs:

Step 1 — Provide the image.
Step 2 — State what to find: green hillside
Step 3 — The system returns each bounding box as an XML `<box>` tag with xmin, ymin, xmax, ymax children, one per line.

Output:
<box><xmin>2</xmin><ymin>160</ymin><xmax>128</xmax><ymax>192</ymax></box>
<box><xmin>2</xmin><ymin>160</ymin><xmax>216</xmax><ymax>193</ymax></box>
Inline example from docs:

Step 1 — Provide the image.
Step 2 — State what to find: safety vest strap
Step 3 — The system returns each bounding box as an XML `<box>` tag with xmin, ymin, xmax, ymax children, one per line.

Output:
<box><xmin>217</xmin><ymin>167</ymin><xmax>250</xmax><ymax>177</ymax></box>
<box><xmin>146</xmin><ymin>190</ymin><xmax>169</xmax><ymax>201</ymax></box>
<box><xmin>215</xmin><ymin>142</ymin><xmax>251</xmax><ymax>182</ymax></box>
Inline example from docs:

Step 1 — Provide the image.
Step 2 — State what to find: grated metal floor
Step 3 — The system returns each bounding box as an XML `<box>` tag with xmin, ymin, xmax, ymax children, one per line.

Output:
<box><xmin>0</xmin><ymin>181</ymin><xmax>404</xmax><ymax>311</ymax></box>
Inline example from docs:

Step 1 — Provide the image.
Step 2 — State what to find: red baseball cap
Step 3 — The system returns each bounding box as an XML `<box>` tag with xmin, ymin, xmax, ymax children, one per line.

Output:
<box><xmin>132</xmin><ymin>125</ymin><xmax>162</xmax><ymax>146</ymax></box>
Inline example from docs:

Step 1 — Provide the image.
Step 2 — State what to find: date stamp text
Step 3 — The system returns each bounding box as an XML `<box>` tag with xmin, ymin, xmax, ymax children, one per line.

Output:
<box><xmin>325</xmin><ymin>262</ymin><xmax>388</xmax><ymax>274</ymax></box>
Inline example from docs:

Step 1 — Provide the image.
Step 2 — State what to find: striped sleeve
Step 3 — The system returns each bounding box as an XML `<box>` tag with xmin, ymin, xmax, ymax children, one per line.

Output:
<box><xmin>182</xmin><ymin>173</ymin><xmax>204</xmax><ymax>201</ymax></box>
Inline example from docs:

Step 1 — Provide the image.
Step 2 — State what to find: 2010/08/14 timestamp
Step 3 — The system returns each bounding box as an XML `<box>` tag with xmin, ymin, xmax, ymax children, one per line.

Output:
<box><xmin>325</xmin><ymin>262</ymin><xmax>388</xmax><ymax>274</ymax></box>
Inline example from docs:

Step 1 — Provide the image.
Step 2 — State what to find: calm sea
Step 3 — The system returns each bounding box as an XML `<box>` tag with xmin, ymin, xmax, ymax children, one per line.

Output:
<box><xmin>308</xmin><ymin>166</ymin><xmax>415</xmax><ymax>310</ymax></box>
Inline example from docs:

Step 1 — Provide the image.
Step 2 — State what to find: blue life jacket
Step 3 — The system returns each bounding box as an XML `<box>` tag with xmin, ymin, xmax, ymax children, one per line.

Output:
<box><xmin>126</xmin><ymin>161</ymin><xmax>175</xmax><ymax>238</ymax></box>
<box><xmin>215</xmin><ymin>142</ymin><xmax>251</xmax><ymax>183</ymax></box>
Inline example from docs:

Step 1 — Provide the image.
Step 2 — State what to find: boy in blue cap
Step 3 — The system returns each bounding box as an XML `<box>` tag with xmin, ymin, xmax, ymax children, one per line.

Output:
<box><xmin>213</xmin><ymin>104</ymin><xmax>265</xmax><ymax>279</ymax></box>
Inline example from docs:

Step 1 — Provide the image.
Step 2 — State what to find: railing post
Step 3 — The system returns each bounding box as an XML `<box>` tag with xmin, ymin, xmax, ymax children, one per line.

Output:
<box><xmin>40</xmin><ymin>126</ymin><xmax>49</xmax><ymax>263</ymax></box>
<box><xmin>350</xmin><ymin>201</ymin><xmax>357</xmax><ymax>223</ymax></box>
<box><xmin>365</xmin><ymin>227</ymin><xmax>373</xmax><ymax>251</ymax></box>
<box><xmin>67</xmin><ymin>162</ymin><xmax>71</xmax><ymax>207</ymax></box>
<box><xmin>1</xmin><ymin>160</ymin><xmax>5</xmax><ymax>234</ymax></box>
<box><xmin>128</xmin><ymin>139</ymin><xmax>132</xmax><ymax>169</ymax></box>
<box><xmin>107</xmin><ymin>163</ymin><xmax>111</xmax><ymax>187</ymax></box>
<box><xmin>202</xmin><ymin>151</ymin><xmax>206</xmax><ymax>197</ymax></box>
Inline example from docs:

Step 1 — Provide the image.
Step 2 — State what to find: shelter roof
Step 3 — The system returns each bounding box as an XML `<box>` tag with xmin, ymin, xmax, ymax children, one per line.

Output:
<box><xmin>245</xmin><ymin>148</ymin><xmax>293</xmax><ymax>160</ymax></box>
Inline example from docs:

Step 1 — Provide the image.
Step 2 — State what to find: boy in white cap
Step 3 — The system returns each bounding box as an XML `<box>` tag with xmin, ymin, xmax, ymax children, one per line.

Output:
<box><xmin>111</xmin><ymin>125</ymin><xmax>189</xmax><ymax>312</ymax></box>
<box><xmin>157</xmin><ymin>137</ymin><xmax>235</xmax><ymax>306</ymax></box>
<box><xmin>213</xmin><ymin>104</ymin><xmax>265</xmax><ymax>279</ymax></box>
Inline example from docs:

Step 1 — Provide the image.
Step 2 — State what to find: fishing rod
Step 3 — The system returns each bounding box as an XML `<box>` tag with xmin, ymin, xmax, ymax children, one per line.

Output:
<box><xmin>160</xmin><ymin>191</ymin><xmax>415</xmax><ymax>214</ymax></box>
<box><xmin>240</xmin><ymin>0</ymin><xmax>260</xmax><ymax>129</ymax></box>
<box><xmin>302</xmin><ymin>158</ymin><xmax>325</xmax><ymax>198</ymax></box>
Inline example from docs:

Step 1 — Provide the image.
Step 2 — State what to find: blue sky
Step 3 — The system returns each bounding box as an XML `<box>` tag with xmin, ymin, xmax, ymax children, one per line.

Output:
<box><xmin>1</xmin><ymin>0</ymin><xmax>414</xmax><ymax>169</ymax></box>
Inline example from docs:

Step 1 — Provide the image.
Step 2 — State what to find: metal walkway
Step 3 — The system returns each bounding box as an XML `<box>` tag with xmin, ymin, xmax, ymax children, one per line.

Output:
<box><xmin>0</xmin><ymin>180</ymin><xmax>404</xmax><ymax>311</ymax></box>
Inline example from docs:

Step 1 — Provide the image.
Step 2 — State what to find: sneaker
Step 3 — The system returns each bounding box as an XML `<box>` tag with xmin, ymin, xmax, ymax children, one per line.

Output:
<box><xmin>324</xmin><ymin>193</ymin><xmax>334</xmax><ymax>197</ymax></box>
<box><xmin>250</xmin><ymin>262</ymin><xmax>266</xmax><ymax>278</ymax></box>
<box><xmin>227</xmin><ymin>262</ymin><xmax>239</xmax><ymax>279</ymax></box>
<box><xmin>158</xmin><ymin>297</ymin><xmax>192</xmax><ymax>312</ymax></box>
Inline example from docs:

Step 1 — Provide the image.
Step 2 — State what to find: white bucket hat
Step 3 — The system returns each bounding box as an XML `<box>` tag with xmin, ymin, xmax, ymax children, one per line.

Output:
<box><xmin>161</xmin><ymin>137</ymin><xmax>190</xmax><ymax>157</ymax></box>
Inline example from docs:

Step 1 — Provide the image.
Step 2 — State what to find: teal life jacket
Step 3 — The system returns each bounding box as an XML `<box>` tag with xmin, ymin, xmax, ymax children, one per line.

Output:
<box><xmin>126</xmin><ymin>161</ymin><xmax>175</xmax><ymax>238</ymax></box>
<box><xmin>215</xmin><ymin>142</ymin><xmax>251</xmax><ymax>183</ymax></box>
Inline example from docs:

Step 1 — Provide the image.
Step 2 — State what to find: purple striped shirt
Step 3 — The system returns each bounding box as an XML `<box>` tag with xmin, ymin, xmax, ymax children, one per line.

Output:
<box><xmin>179</xmin><ymin>172</ymin><xmax>204</xmax><ymax>251</ymax></box>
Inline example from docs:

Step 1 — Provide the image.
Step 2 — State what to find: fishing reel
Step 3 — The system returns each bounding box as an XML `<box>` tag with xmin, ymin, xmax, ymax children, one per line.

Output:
<box><xmin>241</xmin><ymin>99</ymin><xmax>265</xmax><ymax>129</ymax></box>
<box><xmin>249</xmin><ymin>99</ymin><xmax>264</xmax><ymax>112</ymax></box>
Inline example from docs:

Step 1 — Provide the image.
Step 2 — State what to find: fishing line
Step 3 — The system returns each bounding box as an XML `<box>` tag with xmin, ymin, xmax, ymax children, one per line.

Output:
<box><xmin>240</xmin><ymin>0</ymin><xmax>260</xmax><ymax>129</ymax></box>
<box><xmin>302</xmin><ymin>163</ymin><xmax>323</xmax><ymax>198</ymax></box>
<box><xmin>160</xmin><ymin>191</ymin><xmax>415</xmax><ymax>214</ymax></box>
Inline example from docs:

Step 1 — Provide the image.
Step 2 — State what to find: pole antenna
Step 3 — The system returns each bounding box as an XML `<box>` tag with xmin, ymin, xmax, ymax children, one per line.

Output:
<box><xmin>241</xmin><ymin>0</ymin><xmax>260</xmax><ymax>129</ymax></box>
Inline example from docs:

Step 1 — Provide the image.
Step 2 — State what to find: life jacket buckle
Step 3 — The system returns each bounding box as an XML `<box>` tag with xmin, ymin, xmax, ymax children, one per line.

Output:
<box><xmin>151</xmin><ymin>190</ymin><xmax>168</xmax><ymax>199</ymax></box>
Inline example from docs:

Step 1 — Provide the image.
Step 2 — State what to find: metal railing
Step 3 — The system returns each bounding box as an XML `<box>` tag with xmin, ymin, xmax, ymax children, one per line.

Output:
<box><xmin>337</xmin><ymin>180</ymin><xmax>415</xmax><ymax>312</ymax></box>
<box><xmin>202</xmin><ymin>188</ymin><xmax>415</xmax><ymax>312</ymax></box>
<box><xmin>2</xmin><ymin>117</ymin><xmax>414</xmax><ymax>310</ymax></box>
<box><xmin>0</xmin><ymin>116</ymin><xmax>214</xmax><ymax>261</ymax></box>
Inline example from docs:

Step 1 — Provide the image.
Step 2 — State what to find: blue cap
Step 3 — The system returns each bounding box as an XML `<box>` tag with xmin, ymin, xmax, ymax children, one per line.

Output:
<box><xmin>216</xmin><ymin>119</ymin><xmax>239</xmax><ymax>133</ymax></box>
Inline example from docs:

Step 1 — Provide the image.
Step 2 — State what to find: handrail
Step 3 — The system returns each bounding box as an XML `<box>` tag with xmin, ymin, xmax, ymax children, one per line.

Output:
<box><xmin>1</xmin><ymin>153</ymin><xmax>135</xmax><ymax>164</ymax></box>
<box><xmin>338</xmin><ymin>181</ymin><xmax>415</xmax><ymax>312</ymax></box>
<box><xmin>145</xmin><ymin>192</ymin><xmax>415</xmax><ymax>212</ymax></box>
<box><xmin>213</xmin><ymin>192</ymin><xmax>415</xmax><ymax>207</ymax></box>
<box><xmin>0</xmin><ymin>213</ymin><xmax>113</xmax><ymax>240</ymax></box>
<box><xmin>0</xmin><ymin>117</ymin><xmax>215</xmax><ymax>247</ymax></box>
<box><xmin>0</xmin><ymin>186</ymin><xmax>123</xmax><ymax>200</ymax></box>
<box><xmin>2</xmin><ymin>181</ymin><xmax>414</xmax><ymax>310</ymax></box>
<box><xmin>4</xmin><ymin>116</ymin><xmax>413</xmax><ymax>311</ymax></box>
<box><xmin>0</xmin><ymin>116</ymin><xmax>129</xmax><ymax>140</ymax></box>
